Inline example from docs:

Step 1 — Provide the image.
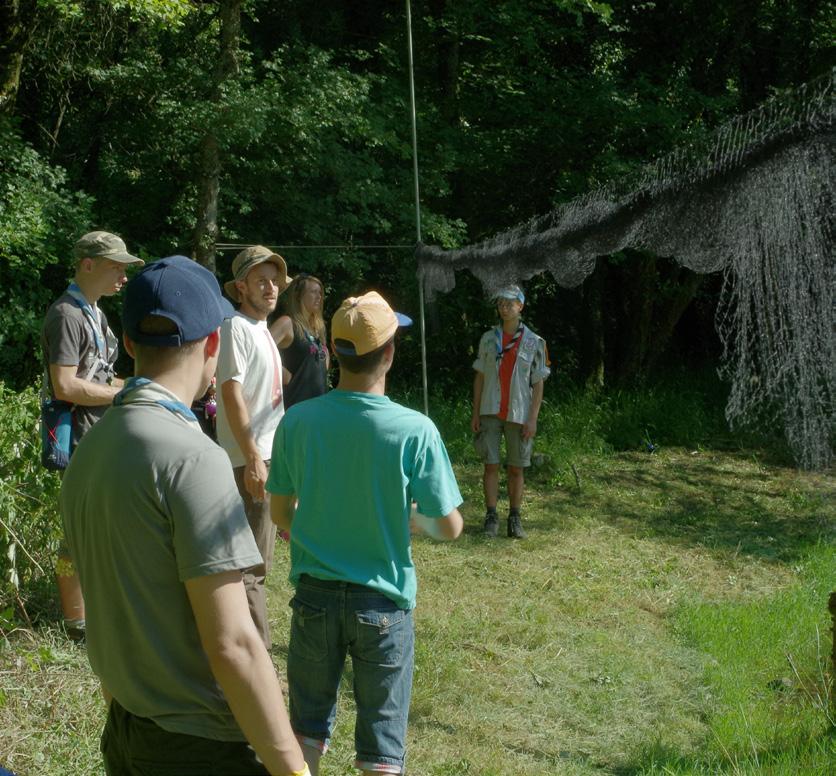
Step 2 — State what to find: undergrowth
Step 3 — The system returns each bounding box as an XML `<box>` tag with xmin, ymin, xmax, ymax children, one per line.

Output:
<box><xmin>1</xmin><ymin>372</ymin><xmax>832</xmax><ymax>775</ymax></box>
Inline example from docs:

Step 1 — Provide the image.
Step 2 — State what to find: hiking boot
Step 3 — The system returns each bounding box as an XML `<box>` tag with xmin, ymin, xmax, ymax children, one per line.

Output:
<box><xmin>507</xmin><ymin>513</ymin><xmax>526</xmax><ymax>539</ymax></box>
<box><xmin>483</xmin><ymin>511</ymin><xmax>499</xmax><ymax>537</ymax></box>
<box><xmin>64</xmin><ymin>618</ymin><xmax>86</xmax><ymax>643</ymax></box>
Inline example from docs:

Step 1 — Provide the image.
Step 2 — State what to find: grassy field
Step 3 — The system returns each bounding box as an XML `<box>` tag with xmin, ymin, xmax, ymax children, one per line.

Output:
<box><xmin>1</xmin><ymin>387</ymin><xmax>834</xmax><ymax>774</ymax></box>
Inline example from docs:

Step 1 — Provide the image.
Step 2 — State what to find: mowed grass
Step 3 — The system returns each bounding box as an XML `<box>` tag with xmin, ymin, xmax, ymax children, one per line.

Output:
<box><xmin>1</xmin><ymin>445</ymin><xmax>834</xmax><ymax>775</ymax></box>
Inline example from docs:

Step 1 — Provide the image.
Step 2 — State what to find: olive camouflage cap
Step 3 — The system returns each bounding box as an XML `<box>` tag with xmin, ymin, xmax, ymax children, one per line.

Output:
<box><xmin>74</xmin><ymin>231</ymin><xmax>143</xmax><ymax>265</ymax></box>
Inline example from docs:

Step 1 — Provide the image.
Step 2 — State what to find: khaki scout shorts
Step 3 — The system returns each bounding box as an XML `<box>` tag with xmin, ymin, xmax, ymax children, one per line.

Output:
<box><xmin>474</xmin><ymin>415</ymin><xmax>533</xmax><ymax>468</ymax></box>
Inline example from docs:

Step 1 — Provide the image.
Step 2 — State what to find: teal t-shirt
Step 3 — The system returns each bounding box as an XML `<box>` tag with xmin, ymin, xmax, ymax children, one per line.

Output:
<box><xmin>267</xmin><ymin>390</ymin><xmax>462</xmax><ymax>609</ymax></box>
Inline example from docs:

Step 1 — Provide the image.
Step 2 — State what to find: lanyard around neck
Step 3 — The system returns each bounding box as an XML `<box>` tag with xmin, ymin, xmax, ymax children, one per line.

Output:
<box><xmin>113</xmin><ymin>377</ymin><xmax>198</xmax><ymax>423</ymax></box>
<box><xmin>66</xmin><ymin>283</ymin><xmax>106</xmax><ymax>359</ymax></box>
<box><xmin>303</xmin><ymin>330</ymin><xmax>327</xmax><ymax>360</ymax></box>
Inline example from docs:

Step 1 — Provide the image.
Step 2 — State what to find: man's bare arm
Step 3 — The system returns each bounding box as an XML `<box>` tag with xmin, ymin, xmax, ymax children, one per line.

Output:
<box><xmin>270</xmin><ymin>494</ymin><xmax>296</xmax><ymax>533</ymax></box>
<box><xmin>410</xmin><ymin>506</ymin><xmax>464</xmax><ymax>541</ymax></box>
<box><xmin>185</xmin><ymin>571</ymin><xmax>305</xmax><ymax>775</ymax></box>
<box><xmin>50</xmin><ymin>363</ymin><xmax>122</xmax><ymax>406</ymax></box>
<box><xmin>220</xmin><ymin>379</ymin><xmax>267</xmax><ymax>501</ymax></box>
<box><xmin>522</xmin><ymin>379</ymin><xmax>544</xmax><ymax>440</ymax></box>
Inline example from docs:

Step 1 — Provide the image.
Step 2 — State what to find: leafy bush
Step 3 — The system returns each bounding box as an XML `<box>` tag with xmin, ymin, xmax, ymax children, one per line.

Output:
<box><xmin>0</xmin><ymin>383</ymin><xmax>62</xmax><ymax>626</ymax></box>
<box><xmin>395</xmin><ymin>368</ymin><xmax>788</xmax><ymax>471</ymax></box>
<box><xmin>0</xmin><ymin>118</ymin><xmax>93</xmax><ymax>388</ymax></box>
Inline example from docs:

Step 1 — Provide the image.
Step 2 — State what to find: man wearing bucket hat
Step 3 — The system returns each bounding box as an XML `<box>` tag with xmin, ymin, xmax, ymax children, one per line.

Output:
<box><xmin>61</xmin><ymin>255</ymin><xmax>308</xmax><ymax>776</ymax></box>
<box><xmin>267</xmin><ymin>291</ymin><xmax>463</xmax><ymax>776</ymax></box>
<box><xmin>216</xmin><ymin>245</ymin><xmax>292</xmax><ymax>649</ymax></box>
<box><xmin>471</xmin><ymin>284</ymin><xmax>551</xmax><ymax>539</ymax></box>
<box><xmin>41</xmin><ymin>230</ymin><xmax>144</xmax><ymax>641</ymax></box>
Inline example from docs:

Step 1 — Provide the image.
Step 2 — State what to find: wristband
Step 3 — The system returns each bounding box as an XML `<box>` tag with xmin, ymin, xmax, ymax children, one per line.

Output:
<box><xmin>289</xmin><ymin>765</ymin><xmax>311</xmax><ymax>776</ymax></box>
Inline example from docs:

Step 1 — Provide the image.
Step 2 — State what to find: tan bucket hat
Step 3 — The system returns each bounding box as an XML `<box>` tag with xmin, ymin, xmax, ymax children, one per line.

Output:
<box><xmin>224</xmin><ymin>245</ymin><xmax>292</xmax><ymax>302</ymax></box>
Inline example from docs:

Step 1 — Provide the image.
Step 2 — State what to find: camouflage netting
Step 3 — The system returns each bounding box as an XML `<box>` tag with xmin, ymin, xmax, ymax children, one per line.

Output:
<box><xmin>417</xmin><ymin>69</ymin><xmax>834</xmax><ymax>469</ymax></box>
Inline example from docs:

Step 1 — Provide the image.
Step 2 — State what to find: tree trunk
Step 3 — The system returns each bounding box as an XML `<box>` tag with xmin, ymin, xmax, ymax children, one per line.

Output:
<box><xmin>0</xmin><ymin>0</ymin><xmax>34</xmax><ymax>115</ymax></box>
<box><xmin>581</xmin><ymin>258</ymin><xmax>606</xmax><ymax>389</ymax></box>
<box><xmin>193</xmin><ymin>134</ymin><xmax>221</xmax><ymax>271</ymax></box>
<box><xmin>644</xmin><ymin>267</ymin><xmax>704</xmax><ymax>373</ymax></box>
<box><xmin>609</xmin><ymin>253</ymin><xmax>705</xmax><ymax>384</ymax></box>
<box><xmin>191</xmin><ymin>0</ymin><xmax>242</xmax><ymax>271</ymax></box>
<box><xmin>615</xmin><ymin>252</ymin><xmax>657</xmax><ymax>382</ymax></box>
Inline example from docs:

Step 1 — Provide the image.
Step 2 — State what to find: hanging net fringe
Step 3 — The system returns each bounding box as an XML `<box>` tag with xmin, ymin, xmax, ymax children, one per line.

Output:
<box><xmin>417</xmin><ymin>69</ymin><xmax>835</xmax><ymax>469</ymax></box>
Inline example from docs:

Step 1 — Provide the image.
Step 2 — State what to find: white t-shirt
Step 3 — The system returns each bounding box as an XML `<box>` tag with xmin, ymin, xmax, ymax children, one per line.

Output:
<box><xmin>216</xmin><ymin>313</ymin><xmax>285</xmax><ymax>468</ymax></box>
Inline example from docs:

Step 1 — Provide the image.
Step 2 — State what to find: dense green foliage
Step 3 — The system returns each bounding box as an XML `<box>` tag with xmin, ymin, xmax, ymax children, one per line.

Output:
<box><xmin>0</xmin><ymin>120</ymin><xmax>93</xmax><ymax>385</ymax></box>
<box><xmin>0</xmin><ymin>383</ymin><xmax>62</xmax><ymax>625</ymax></box>
<box><xmin>1</xmin><ymin>0</ymin><xmax>832</xmax><ymax>390</ymax></box>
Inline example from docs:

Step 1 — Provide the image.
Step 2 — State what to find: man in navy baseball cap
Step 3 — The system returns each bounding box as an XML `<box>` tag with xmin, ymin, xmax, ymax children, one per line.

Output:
<box><xmin>61</xmin><ymin>255</ymin><xmax>308</xmax><ymax>775</ymax></box>
<box><xmin>123</xmin><ymin>255</ymin><xmax>235</xmax><ymax>346</ymax></box>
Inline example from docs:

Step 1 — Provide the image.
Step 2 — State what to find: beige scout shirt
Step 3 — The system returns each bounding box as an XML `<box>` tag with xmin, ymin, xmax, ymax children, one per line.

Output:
<box><xmin>473</xmin><ymin>324</ymin><xmax>550</xmax><ymax>424</ymax></box>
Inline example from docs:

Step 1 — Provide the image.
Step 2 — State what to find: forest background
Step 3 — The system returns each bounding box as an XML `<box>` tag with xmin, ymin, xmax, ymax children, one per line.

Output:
<box><xmin>1</xmin><ymin>3</ymin><xmax>835</xmax><ymax>773</ymax></box>
<box><xmin>1</xmin><ymin>0</ymin><xmax>833</xmax><ymax>395</ymax></box>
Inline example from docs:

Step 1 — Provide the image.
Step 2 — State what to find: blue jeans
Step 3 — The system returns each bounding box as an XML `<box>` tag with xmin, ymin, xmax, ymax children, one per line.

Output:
<box><xmin>288</xmin><ymin>575</ymin><xmax>415</xmax><ymax>774</ymax></box>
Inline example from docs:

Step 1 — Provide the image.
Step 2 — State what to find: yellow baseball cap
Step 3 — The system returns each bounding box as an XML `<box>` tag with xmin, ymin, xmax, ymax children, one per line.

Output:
<box><xmin>331</xmin><ymin>291</ymin><xmax>412</xmax><ymax>356</ymax></box>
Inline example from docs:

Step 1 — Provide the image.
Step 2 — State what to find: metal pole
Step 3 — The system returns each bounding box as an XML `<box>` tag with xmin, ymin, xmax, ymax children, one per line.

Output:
<box><xmin>405</xmin><ymin>0</ymin><xmax>429</xmax><ymax>416</ymax></box>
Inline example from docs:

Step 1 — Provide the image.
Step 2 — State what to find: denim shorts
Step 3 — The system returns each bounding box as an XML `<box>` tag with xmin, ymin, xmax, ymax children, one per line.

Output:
<box><xmin>287</xmin><ymin>575</ymin><xmax>415</xmax><ymax>774</ymax></box>
<box><xmin>474</xmin><ymin>415</ymin><xmax>533</xmax><ymax>467</ymax></box>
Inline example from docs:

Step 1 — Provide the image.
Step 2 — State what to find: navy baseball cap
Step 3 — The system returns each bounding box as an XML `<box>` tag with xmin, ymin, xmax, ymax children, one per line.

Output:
<box><xmin>123</xmin><ymin>255</ymin><xmax>235</xmax><ymax>346</ymax></box>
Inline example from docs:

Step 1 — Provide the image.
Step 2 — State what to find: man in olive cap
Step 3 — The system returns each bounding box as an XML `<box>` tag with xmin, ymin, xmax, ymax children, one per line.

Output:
<box><xmin>41</xmin><ymin>230</ymin><xmax>143</xmax><ymax>641</ymax></box>
<box><xmin>216</xmin><ymin>245</ymin><xmax>292</xmax><ymax>648</ymax></box>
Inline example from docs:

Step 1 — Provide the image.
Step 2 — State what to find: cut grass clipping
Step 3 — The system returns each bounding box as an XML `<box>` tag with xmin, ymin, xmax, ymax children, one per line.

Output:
<box><xmin>2</xmin><ymin>445</ymin><xmax>834</xmax><ymax>774</ymax></box>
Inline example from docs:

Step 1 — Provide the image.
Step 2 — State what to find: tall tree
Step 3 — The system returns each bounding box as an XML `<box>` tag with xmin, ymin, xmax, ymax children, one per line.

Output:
<box><xmin>192</xmin><ymin>0</ymin><xmax>242</xmax><ymax>271</ymax></box>
<box><xmin>0</xmin><ymin>0</ymin><xmax>34</xmax><ymax>114</ymax></box>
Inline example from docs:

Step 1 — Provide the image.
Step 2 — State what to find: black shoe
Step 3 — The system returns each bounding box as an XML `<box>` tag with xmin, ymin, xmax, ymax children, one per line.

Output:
<box><xmin>64</xmin><ymin>619</ymin><xmax>86</xmax><ymax>643</ymax></box>
<box><xmin>483</xmin><ymin>512</ymin><xmax>499</xmax><ymax>537</ymax></box>
<box><xmin>507</xmin><ymin>514</ymin><xmax>526</xmax><ymax>539</ymax></box>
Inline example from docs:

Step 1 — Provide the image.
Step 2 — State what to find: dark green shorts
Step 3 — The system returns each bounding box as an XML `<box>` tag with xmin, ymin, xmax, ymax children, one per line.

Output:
<box><xmin>101</xmin><ymin>699</ymin><xmax>269</xmax><ymax>776</ymax></box>
<box><xmin>474</xmin><ymin>415</ymin><xmax>533</xmax><ymax>467</ymax></box>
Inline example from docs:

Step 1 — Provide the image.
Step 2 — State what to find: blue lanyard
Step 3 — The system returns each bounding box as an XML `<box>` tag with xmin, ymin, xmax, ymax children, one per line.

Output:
<box><xmin>66</xmin><ymin>283</ymin><xmax>106</xmax><ymax>359</ymax></box>
<box><xmin>114</xmin><ymin>377</ymin><xmax>198</xmax><ymax>423</ymax></box>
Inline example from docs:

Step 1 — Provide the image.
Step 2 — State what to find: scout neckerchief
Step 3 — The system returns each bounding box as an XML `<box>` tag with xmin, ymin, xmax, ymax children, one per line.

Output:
<box><xmin>495</xmin><ymin>324</ymin><xmax>523</xmax><ymax>362</ymax></box>
<box><xmin>113</xmin><ymin>377</ymin><xmax>199</xmax><ymax>426</ymax></box>
<box><xmin>66</xmin><ymin>282</ymin><xmax>107</xmax><ymax>360</ymax></box>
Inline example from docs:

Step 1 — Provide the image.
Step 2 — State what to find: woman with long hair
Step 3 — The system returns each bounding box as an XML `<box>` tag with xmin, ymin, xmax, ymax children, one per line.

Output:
<box><xmin>270</xmin><ymin>273</ymin><xmax>329</xmax><ymax>408</ymax></box>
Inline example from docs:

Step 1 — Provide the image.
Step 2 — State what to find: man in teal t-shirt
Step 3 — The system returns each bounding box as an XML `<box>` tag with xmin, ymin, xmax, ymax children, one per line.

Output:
<box><xmin>268</xmin><ymin>291</ymin><xmax>463</xmax><ymax>776</ymax></box>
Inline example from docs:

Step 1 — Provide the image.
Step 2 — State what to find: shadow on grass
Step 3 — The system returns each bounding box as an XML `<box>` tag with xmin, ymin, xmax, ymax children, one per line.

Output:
<box><xmin>409</xmin><ymin>702</ymin><xmax>599</xmax><ymax>771</ymax></box>
<box><xmin>450</xmin><ymin>450</ymin><xmax>834</xmax><ymax>565</ymax></box>
<box><xmin>586</xmin><ymin>455</ymin><xmax>834</xmax><ymax>564</ymax></box>
<box><xmin>611</xmin><ymin>727</ymin><xmax>836</xmax><ymax>775</ymax></box>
